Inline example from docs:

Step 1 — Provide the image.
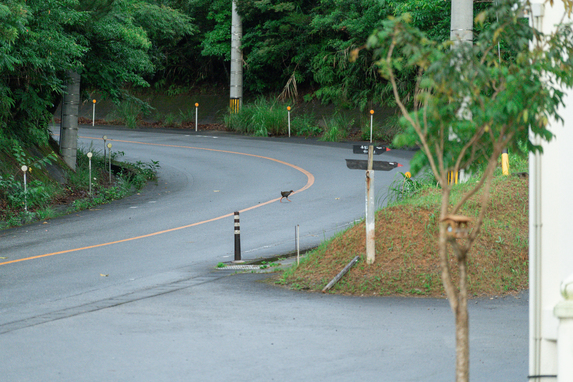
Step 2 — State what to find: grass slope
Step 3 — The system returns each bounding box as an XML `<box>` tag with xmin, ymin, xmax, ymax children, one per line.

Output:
<box><xmin>279</xmin><ymin>172</ymin><xmax>529</xmax><ymax>298</ymax></box>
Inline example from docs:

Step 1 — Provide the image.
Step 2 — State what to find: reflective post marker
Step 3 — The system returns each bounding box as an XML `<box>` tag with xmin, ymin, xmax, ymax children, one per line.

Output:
<box><xmin>234</xmin><ymin>212</ymin><xmax>242</xmax><ymax>262</ymax></box>
<box><xmin>21</xmin><ymin>165</ymin><xmax>28</xmax><ymax>212</ymax></box>
<box><xmin>92</xmin><ymin>99</ymin><xmax>96</xmax><ymax>126</ymax></box>
<box><xmin>87</xmin><ymin>152</ymin><xmax>93</xmax><ymax>195</ymax></box>
<box><xmin>103</xmin><ymin>135</ymin><xmax>107</xmax><ymax>168</ymax></box>
<box><xmin>287</xmin><ymin>106</ymin><xmax>291</xmax><ymax>137</ymax></box>
<box><xmin>195</xmin><ymin>103</ymin><xmax>199</xmax><ymax>132</ymax></box>
<box><xmin>107</xmin><ymin>143</ymin><xmax>112</xmax><ymax>183</ymax></box>
<box><xmin>370</xmin><ymin>110</ymin><xmax>374</xmax><ymax>143</ymax></box>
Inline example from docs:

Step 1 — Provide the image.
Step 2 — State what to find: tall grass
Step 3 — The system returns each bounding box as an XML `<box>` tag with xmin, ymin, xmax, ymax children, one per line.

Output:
<box><xmin>108</xmin><ymin>98</ymin><xmax>154</xmax><ymax>128</ymax></box>
<box><xmin>225</xmin><ymin>97</ymin><xmax>287</xmax><ymax>136</ymax></box>
<box><xmin>224</xmin><ymin>97</ymin><xmax>324</xmax><ymax>138</ymax></box>
<box><xmin>319</xmin><ymin>112</ymin><xmax>352</xmax><ymax>142</ymax></box>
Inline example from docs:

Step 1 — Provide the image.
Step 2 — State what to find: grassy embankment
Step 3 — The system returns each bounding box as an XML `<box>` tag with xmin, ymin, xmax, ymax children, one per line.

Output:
<box><xmin>277</xmin><ymin>156</ymin><xmax>529</xmax><ymax>298</ymax></box>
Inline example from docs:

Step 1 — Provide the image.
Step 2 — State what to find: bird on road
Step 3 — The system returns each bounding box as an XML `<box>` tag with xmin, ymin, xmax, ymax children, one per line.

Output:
<box><xmin>280</xmin><ymin>190</ymin><xmax>294</xmax><ymax>202</ymax></box>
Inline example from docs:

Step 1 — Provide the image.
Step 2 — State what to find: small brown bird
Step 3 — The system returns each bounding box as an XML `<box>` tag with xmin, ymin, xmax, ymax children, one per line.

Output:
<box><xmin>280</xmin><ymin>190</ymin><xmax>294</xmax><ymax>202</ymax></box>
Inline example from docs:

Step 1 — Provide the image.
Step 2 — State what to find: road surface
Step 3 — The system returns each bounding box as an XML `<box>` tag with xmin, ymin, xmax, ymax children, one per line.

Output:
<box><xmin>0</xmin><ymin>126</ymin><xmax>527</xmax><ymax>381</ymax></box>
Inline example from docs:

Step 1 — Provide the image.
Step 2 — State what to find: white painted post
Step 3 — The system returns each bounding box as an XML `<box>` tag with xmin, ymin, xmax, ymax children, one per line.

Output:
<box><xmin>92</xmin><ymin>99</ymin><xmax>96</xmax><ymax>126</ymax></box>
<box><xmin>21</xmin><ymin>165</ymin><xmax>28</xmax><ymax>212</ymax></box>
<box><xmin>195</xmin><ymin>103</ymin><xmax>199</xmax><ymax>132</ymax></box>
<box><xmin>107</xmin><ymin>143</ymin><xmax>112</xmax><ymax>183</ymax></box>
<box><xmin>103</xmin><ymin>135</ymin><xmax>107</xmax><ymax>169</ymax></box>
<box><xmin>87</xmin><ymin>152</ymin><xmax>93</xmax><ymax>195</ymax></box>
<box><xmin>369</xmin><ymin>110</ymin><xmax>374</xmax><ymax>143</ymax></box>
<box><xmin>287</xmin><ymin>106</ymin><xmax>291</xmax><ymax>137</ymax></box>
<box><xmin>366</xmin><ymin>145</ymin><xmax>375</xmax><ymax>264</ymax></box>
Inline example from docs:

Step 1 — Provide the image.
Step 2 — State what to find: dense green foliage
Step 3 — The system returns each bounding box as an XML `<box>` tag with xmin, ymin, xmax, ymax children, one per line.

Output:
<box><xmin>1</xmin><ymin>0</ymin><xmax>500</xmax><ymax>149</ymax></box>
<box><xmin>0</xmin><ymin>0</ymin><xmax>193</xmax><ymax>147</ymax></box>
<box><xmin>369</xmin><ymin>0</ymin><xmax>573</xmax><ymax>177</ymax></box>
<box><xmin>167</xmin><ymin>0</ymin><xmax>461</xmax><ymax>109</ymax></box>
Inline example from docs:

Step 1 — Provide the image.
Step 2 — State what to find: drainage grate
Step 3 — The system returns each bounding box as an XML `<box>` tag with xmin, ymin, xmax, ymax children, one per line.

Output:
<box><xmin>218</xmin><ymin>265</ymin><xmax>261</xmax><ymax>270</ymax></box>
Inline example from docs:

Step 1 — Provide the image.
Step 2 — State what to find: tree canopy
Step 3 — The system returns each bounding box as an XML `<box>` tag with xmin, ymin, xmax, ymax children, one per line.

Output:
<box><xmin>0</xmin><ymin>0</ymin><xmax>193</xmax><ymax>146</ymax></box>
<box><xmin>1</xmin><ymin>0</ymin><xmax>499</xmax><ymax>147</ymax></box>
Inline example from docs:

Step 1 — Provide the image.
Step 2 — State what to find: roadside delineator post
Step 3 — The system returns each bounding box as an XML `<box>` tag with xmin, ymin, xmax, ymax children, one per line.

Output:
<box><xmin>92</xmin><ymin>99</ymin><xmax>96</xmax><ymax>126</ymax></box>
<box><xmin>195</xmin><ymin>103</ymin><xmax>199</xmax><ymax>132</ymax></box>
<box><xmin>103</xmin><ymin>135</ymin><xmax>107</xmax><ymax>168</ymax></box>
<box><xmin>287</xmin><ymin>106</ymin><xmax>291</xmax><ymax>137</ymax></box>
<box><xmin>233</xmin><ymin>211</ymin><xmax>243</xmax><ymax>263</ymax></box>
<box><xmin>21</xmin><ymin>165</ymin><xmax>28</xmax><ymax>212</ymax></box>
<box><xmin>107</xmin><ymin>143</ymin><xmax>112</xmax><ymax>183</ymax></box>
<box><xmin>87</xmin><ymin>152</ymin><xmax>93</xmax><ymax>195</ymax></box>
<box><xmin>369</xmin><ymin>109</ymin><xmax>374</xmax><ymax>143</ymax></box>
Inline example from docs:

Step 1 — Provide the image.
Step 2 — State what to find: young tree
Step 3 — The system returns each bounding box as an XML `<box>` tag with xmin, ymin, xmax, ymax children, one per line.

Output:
<box><xmin>365</xmin><ymin>0</ymin><xmax>573</xmax><ymax>380</ymax></box>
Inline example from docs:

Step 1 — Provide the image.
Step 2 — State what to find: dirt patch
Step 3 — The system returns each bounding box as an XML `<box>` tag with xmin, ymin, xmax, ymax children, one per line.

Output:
<box><xmin>280</xmin><ymin>175</ymin><xmax>529</xmax><ymax>298</ymax></box>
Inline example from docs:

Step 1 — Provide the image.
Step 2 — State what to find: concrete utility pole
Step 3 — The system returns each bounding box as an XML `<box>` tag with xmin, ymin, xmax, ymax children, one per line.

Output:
<box><xmin>450</xmin><ymin>0</ymin><xmax>473</xmax><ymax>46</ymax></box>
<box><xmin>450</xmin><ymin>0</ymin><xmax>473</xmax><ymax>184</ymax></box>
<box><xmin>230</xmin><ymin>0</ymin><xmax>243</xmax><ymax>113</ymax></box>
<box><xmin>60</xmin><ymin>71</ymin><xmax>81</xmax><ymax>171</ymax></box>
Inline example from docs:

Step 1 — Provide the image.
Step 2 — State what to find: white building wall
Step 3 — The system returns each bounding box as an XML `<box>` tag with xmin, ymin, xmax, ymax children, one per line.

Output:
<box><xmin>529</xmin><ymin>1</ymin><xmax>573</xmax><ymax>380</ymax></box>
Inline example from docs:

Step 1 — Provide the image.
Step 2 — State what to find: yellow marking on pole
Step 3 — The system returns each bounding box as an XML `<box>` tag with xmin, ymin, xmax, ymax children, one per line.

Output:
<box><xmin>230</xmin><ymin>98</ymin><xmax>240</xmax><ymax>114</ymax></box>
<box><xmin>448</xmin><ymin>171</ymin><xmax>458</xmax><ymax>185</ymax></box>
<box><xmin>502</xmin><ymin>152</ymin><xmax>509</xmax><ymax>176</ymax></box>
<box><xmin>0</xmin><ymin>137</ymin><xmax>314</xmax><ymax>266</ymax></box>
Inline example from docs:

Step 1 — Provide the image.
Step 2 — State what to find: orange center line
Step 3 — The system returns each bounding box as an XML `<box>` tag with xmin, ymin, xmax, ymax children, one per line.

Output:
<box><xmin>0</xmin><ymin>136</ymin><xmax>315</xmax><ymax>266</ymax></box>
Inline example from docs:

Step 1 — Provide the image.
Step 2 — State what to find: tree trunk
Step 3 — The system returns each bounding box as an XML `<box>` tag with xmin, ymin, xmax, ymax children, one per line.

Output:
<box><xmin>455</xmin><ymin>256</ymin><xmax>469</xmax><ymax>382</ymax></box>
<box><xmin>60</xmin><ymin>70</ymin><xmax>81</xmax><ymax>171</ymax></box>
<box><xmin>438</xmin><ymin>184</ymin><xmax>470</xmax><ymax>382</ymax></box>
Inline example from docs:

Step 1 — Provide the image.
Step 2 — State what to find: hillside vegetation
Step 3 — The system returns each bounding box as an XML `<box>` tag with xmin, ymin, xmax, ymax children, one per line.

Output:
<box><xmin>279</xmin><ymin>163</ymin><xmax>529</xmax><ymax>297</ymax></box>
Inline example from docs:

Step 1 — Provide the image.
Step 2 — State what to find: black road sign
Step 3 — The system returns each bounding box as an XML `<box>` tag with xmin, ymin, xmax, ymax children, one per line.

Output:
<box><xmin>345</xmin><ymin>159</ymin><xmax>403</xmax><ymax>171</ymax></box>
<box><xmin>353</xmin><ymin>145</ymin><xmax>390</xmax><ymax>155</ymax></box>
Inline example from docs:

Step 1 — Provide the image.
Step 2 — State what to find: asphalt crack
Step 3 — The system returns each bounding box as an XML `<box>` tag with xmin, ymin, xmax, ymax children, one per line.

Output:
<box><xmin>0</xmin><ymin>273</ymin><xmax>227</xmax><ymax>335</ymax></box>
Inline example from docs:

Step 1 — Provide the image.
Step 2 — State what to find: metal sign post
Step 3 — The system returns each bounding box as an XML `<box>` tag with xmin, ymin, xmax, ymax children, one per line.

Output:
<box><xmin>346</xmin><ymin>144</ymin><xmax>403</xmax><ymax>265</ymax></box>
<box><xmin>365</xmin><ymin>146</ymin><xmax>375</xmax><ymax>264</ymax></box>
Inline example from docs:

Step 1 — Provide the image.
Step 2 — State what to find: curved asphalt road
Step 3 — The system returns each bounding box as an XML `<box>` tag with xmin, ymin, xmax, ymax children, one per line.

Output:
<box><xmin>0</xmin><ymin>126</ymin><xmax>527</xmax><ymax>381</ymax></box>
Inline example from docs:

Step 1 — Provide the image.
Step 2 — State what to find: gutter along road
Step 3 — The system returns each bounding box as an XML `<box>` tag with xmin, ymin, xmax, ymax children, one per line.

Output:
<box><xmin>0</xmin><ymin>126</ymin><xmax>527</xmax><ymax>381</ymax></box>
